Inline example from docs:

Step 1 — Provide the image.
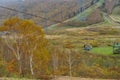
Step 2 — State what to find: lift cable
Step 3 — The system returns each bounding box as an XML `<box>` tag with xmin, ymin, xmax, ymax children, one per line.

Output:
<box><xmin>0</xmin><ymin>5</ymin><xmax>75</xmax><ymax>27</ymax></box>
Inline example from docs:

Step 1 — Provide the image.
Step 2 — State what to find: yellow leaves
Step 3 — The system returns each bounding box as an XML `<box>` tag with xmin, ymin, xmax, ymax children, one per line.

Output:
<box><xmin>1</xmin><ymin>17</ymin><xmax>43</xmax><ymax>36</ymax></box>
<box><xmin>0</xmin><ymin>17</ymin><xmax>50</xmax><ymax>77</ymax></box>
<box><xmin>3</xmin><ymin>17</ymin><xmax>21</xmax><ymax>27</ymax></box>
<box><xmin>6</xmin><ymin>59</ymin><xmax>16</xmax><ymax>73</ymax></box>
<box><xmin>0</xmin><ymin>26</ymin><xmax>8</xmax><ymax>31</ymax></box>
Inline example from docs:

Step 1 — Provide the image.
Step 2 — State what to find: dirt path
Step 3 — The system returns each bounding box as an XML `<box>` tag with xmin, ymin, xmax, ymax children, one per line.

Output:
<box><xmin>51</xmin><ymin>76</ymin><xmax>114</xmax><ymax>80</ymax></box>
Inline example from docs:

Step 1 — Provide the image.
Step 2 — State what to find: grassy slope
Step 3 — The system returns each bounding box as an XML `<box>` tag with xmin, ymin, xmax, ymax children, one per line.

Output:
<box><xmin>48</xmin><ymin>0</ymin><xmax>105</xmax><ymax>30</ymax></box>
<box><xmin>65</xmin><ymin>0</ymin><xmax>105</xmax><ymax>22</ymax></box>
<box><xmin>46</xmin><ymin>0</ymin><xmax>120</xmax><ymax>56</ymax></box>
<box><xmin>46</xmin><ymin>23</ymin><xmax>120</xmax><ymax>55</ymax></box>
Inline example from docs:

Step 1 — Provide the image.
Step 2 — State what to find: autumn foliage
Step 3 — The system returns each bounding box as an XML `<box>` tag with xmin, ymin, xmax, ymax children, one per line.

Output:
<box><xmin>0</xmin><ymin>17</ymin><xmax>49</xmax><ymax>78</ymax></box>
<box><xmin>0</xmin><ymin>17</ymin><xmax>120</xmax><ymax>79</ymax></box>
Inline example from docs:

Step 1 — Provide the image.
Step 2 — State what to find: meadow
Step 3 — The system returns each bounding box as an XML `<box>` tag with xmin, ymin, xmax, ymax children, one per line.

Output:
<box><xmin>45</xmin><ymin>21</ymin><xmax>120</xmax><ymax>79</ymax></box>
<box><xmin>0</xmin><ymin>0</ymin><xmax>120</xmax><ymax>79</ymax></box>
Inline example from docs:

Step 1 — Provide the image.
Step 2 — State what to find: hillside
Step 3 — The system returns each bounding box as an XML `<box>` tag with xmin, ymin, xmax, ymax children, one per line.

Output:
<box><xmin>45</xmin><ymin>21</ymin><xmax>120</xmax><ymax>79</ymax></box>
<box><xmin>64</xmin><ymin>0</ymin><xmax>105</xmax><ymax>27</ymax></box>
<box><xmin>0</xmin><ymin>0</ymin><xmax>93</xmax><ymax>26</ymax></box>
<box><xmin>50</xmin><ymin>0</ymin><xmax>120</xmax><ymax>28</ymax></box>
<box><xmin>0</xmin><ymin>0</ymin><xmax>120</xmax><ymax>27</ymax></box>
<box><xmin>1</xmin><ymin>0</ymin><xmax>120</xmax><ymax>80</ymax></box>
<box><xmin>104</xmin><ymin>0</ymin><xmax>120</xmax><ymax>14</ymax></box>
<box><xmin>108</xmin><ymin>5</ymin><xmax>120</xmax><ymax>23</ymax></box>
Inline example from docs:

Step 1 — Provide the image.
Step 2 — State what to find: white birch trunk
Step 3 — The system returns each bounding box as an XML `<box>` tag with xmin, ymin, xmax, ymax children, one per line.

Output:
<box><xmin>30</xmin><ymin>54</ymin><xmax>34</xmax><ymax>77</ymax></box>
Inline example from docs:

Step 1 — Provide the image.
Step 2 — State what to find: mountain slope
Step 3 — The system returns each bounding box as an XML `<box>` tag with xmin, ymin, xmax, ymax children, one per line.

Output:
<box><xmin>66</xmin><ymin>0</ymin><xmax>104</xmax><ymax>22</ymax></box>
<box><xmin>0</xmin><ymin>0</ymin><xmax>92</xmax><ymax>26</ymax></box>
<box><xmin>56</xmin><ymin>0</ymin><xmax>120</xmax><ymax>28</ymax></box>
<box><xmin>109</xmin><ymin>6</ymin><xmax>120</xmax><ymax>23</ymax></box>
<box><xmin>0</xmin><ymin>0</ymin><xmax>120</xmax><ymax>27</ymax></box>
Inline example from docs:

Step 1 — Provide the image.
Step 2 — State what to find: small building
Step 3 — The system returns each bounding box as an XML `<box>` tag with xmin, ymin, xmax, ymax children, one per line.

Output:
<box><xmin>84</xmin><ymin>44</ymin><xmax>92</xmax><ymax>51</ymax></box>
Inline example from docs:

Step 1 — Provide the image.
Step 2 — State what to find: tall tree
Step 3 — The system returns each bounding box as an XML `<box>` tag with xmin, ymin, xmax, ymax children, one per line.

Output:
<box><xmin>0</xmin><ymin>17</ymin><xmax>49</xmax><ymax>78</ymax></box>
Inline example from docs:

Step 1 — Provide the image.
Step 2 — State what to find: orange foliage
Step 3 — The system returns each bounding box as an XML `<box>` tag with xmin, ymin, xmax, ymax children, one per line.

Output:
<box><xmin>6</xmin><ymin>59</ymin><xmax>16</xmax><ymax>73</ymax></box>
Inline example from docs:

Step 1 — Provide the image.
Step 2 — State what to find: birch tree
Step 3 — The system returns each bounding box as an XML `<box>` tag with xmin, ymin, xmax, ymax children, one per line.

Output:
<box><xmin>0</xmin><ymin>17</ymin><xmax>49</xmax><ymax>77</ymax></box>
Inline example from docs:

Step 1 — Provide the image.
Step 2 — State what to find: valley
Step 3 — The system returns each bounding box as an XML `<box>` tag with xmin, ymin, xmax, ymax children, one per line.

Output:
<box><xmin>0</xmin><ymin>0</ymin><xmax>120</xmax><ymax>80</ymax></box>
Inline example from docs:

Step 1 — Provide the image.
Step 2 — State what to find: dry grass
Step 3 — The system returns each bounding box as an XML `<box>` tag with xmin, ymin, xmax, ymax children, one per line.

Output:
<box><xmin>45</xmin><ymin>35</ymin><xmax>67</xmax><ymax>39</ymax></box>
<box><xmin>52</xmin><ymin>76</ymin><xmax>114</xmax><ymax>80</ymax></box>
<box><xmin>0</xmin><ymin>78</ymin><xmax>35</xmax><ymax>80</ymax></box>
<box><xmin>46</xmin><ymin>22</ymin><xmax>120</xmax><ymax>53</ymax></box>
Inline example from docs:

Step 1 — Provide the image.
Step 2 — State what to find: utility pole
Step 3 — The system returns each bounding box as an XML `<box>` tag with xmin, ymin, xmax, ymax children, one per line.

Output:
<box><xmin>43</xmin><ymin>0</ymin><xmax>49</xmax><ymax>32</ymax></box>
<box><xmin>18</xmin><ymin>0</ymin><xmax>24</xmax><ymax>19</ymax></box>
<box><xmin>43</xmin><ymin>9</ymin><xmax>48</xmax><ymax>32</ymax></box>
<box><xmin>78</xmin><ymin>0</ymin><xmax>86</xmax><ymax>21</ymax></box>
<box><xmin>78</xmin><ymin>0</ymin><xmax>84</xmax><ymax>12</ymax></box>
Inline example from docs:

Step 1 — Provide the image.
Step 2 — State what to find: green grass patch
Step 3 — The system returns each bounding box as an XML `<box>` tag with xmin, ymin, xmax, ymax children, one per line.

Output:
<box><xmin>112</xmin><ymin>6</ymin><xmax>120</xmax><ymax>15</ymax></box>
<box><xmin>110</xmin><ymin>6</ymin><xmax>120</xmax><ymax>22</ymax></box>
<box><xmin>91</xmin><ymin>47</ymin><xmax>113</xmax><ymax>55</ymax></box>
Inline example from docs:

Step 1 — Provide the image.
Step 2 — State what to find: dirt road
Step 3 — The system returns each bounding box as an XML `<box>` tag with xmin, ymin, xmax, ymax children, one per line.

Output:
<box><xmin>52</xmin><ymin>76</ymin><xmax>115</xmax><ymax>80</ymax></box>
